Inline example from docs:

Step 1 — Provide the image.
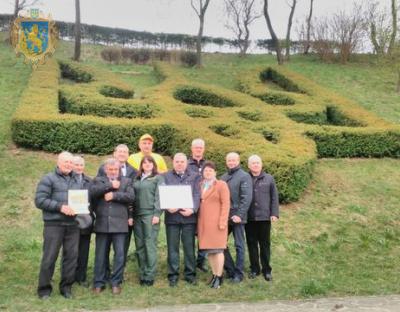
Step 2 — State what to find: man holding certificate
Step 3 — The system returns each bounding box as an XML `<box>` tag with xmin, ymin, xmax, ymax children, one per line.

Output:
<box><xmin>34</xmin><ymin>151</ymin><xmax>82</xmax><ymax>299</ymax></box>
<box><xmin>162</xmin><ymin>153</ymin><xmax>201</xmax><ymax>287</ymax></box>
<box><xmin>90</xmin><ymin>158</ymin><xmax>135</xmax><ymax>295</ymax></box>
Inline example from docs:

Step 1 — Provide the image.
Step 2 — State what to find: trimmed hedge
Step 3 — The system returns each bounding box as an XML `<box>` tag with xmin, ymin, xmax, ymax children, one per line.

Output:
<box><xmin>256</xmin><ymin>92</ymin><xmax>295</xmax><ymax>105</ymax></box>
<box><xmin>12</xmin><ymin>59</ymin><xmax>400</xmax><ymax>204</ymax></box>
<box><xmin>99</xmin><ymin>85</ymin><xmax>134</xmax><ymax>99</ymax></box>
<box><xmin>259</xmin><ymin>68</ymin><xmax>306</xmax><ymax>93</ymax></box>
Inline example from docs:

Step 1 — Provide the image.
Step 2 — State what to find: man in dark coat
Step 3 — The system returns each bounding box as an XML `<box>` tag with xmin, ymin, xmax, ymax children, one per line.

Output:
<box><xmin>34</xmin><ymin>151</ymin><xmax>81</xmax><ymax>299</ymax></box>
<box><xmin>187</xmin><ymin>138</ymin><xmax>208</xmax><ymax>272</ymax></box>
<box><xmin>72</xmin><ymin>156</ymin><xmax>94</xmax><ymax>287</ymax></box>
<box><xmin>163</xmin><ymin>153</ymin><xmax>201</xmax><ymax>287</ymax></box>
<box><xmin>91</xmin><ymin>158</ymin><xmax>135</xmax><ymax>295</ymax></box>
<box><xmin>221</xmin><ymin>152</ymin><xmax>253</xmax><ymax>283</ymax></box>
<box><xmin>246</xmin><ymin>155</ymin><xmax>279</xmax><ymax>282</ymax></box>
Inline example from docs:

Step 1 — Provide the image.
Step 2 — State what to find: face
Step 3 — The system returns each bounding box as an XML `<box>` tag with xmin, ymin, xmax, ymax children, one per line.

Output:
<box><xmin>248</xmin><ymin>159</ymin><xmax>262</xmax><ymax>175</ymax></box>
<box><xmin>226</xmin><ymin>154</ymin><xmax>240</xmax><ymax>169</ymax></box>
<box><xmin>114</xmin><ymin>147</ymin><xmax>129</xmax><ymax>163</ymax></box>
<box><xmin>203</xmin><ymin>166</ymin><xmax>216</xmax><ymax>180</ymax></box>
<box><xmin>58</xmin><ymin>156</ymin><xmax>73</xmax><ymax>175</ymax></box>
<box><xmin>73</xmin><ymin>161</ymin><xmax>84</xmax><ymax>175</ymax></box>
<box><xmin>142</xmin><ymin>159</ymin><xmax>154</xmax><ymax>173</ymax></box>
<box><xmin>191</xmin><ymin>144</ymin><xmax>205</xmax><ymax>159</ymax></box>
<box><xmin>173</xmin><ymin>156</ymin><xmax>187</xmax><ymax>173</ymax></box>
<box><xmin>105</xmin><ymin>163</ymin><xmax>120</xmax><ymax>179</ymax></box>
<box><xmin>139</xmin><ymin>139</ymin><xmax>153</xmax><ymax>154</ymax></box>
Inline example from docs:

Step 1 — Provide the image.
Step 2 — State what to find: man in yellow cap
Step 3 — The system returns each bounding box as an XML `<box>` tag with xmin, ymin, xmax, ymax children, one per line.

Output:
<box><xmin>127</xmin><ymin>134</ymin><xmax>168</xmax><ymax>173</ymax></box>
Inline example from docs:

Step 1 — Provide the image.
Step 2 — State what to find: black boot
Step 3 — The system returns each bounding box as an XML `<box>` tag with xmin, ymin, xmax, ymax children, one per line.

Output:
<box><xmin>211</xmin><ymin>275</ymin><xmax>222</xmax><ymax>289</ymax></box>
<box><xmin>208</xmin><ymin>275</ymin><xmax>217</xmax><ymax>286</ymax></box>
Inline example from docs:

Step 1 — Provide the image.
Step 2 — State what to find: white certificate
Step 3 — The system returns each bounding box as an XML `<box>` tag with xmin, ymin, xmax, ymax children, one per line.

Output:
<box><xmin>159</xmin><ymin>185</ymin><xmax>194</xmax><ymax>210</ymax></box>
<box><xmin>68</xmin><ymin>190</ymin><xmax>89</xmax><ymax>214</ymax></box>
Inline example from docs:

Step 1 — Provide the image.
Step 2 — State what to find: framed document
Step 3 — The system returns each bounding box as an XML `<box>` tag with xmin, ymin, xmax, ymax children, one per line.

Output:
<box><xmin>159</xmin><ymin>185</ymin><xmax>194</xmax><ymax>210</ymax></box>
<box><xmin>68</xmin><ymin>190</ymin><xmax>89</xmax><ymax>214</ymax></box>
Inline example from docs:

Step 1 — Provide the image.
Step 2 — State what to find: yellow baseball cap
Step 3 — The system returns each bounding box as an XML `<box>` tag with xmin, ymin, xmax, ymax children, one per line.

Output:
<box><xmin>139</xmin><ymin>133</ymin><xmax>154</xmax><ymax>142</ymax></box>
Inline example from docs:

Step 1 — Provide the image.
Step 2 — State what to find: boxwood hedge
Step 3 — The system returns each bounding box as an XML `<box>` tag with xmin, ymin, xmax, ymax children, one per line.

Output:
<box><xmin>11</xmin><ymin>59</ymin><xmax>400</xmax><ymax>203</ymax></box>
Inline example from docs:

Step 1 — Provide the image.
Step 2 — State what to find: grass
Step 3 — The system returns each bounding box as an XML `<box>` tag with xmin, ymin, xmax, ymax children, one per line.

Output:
<box><xmin>0</xmin><ymin>36</ymin><xmax>400</xmax><ymax>310</ymax></box>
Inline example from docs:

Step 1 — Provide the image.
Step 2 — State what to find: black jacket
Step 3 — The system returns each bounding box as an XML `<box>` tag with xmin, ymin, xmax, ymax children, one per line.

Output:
<box><xmin>35</xmin><ymin>167</ymin><xmax>81</xmax><ymax>225</ymax></box>
<box><xmin>187</xmin><ymin>157</ymin><xmax>206</xmax><ymax>175</ymax></box>
<box><xmin>221</xmin><ymin>166</ymin><xmax>253</xmax><ymax>224</ymax></box>
<box><xmin>248</xmin><ymin>172</ymin><xmax>279</xmax><ymax>221</ymax></box>
<box><xmin>96</xmin><ymin>162</ymin><xmax>137</xmax><ymax>179</ymax></box>
<box><xmin>163</xmin><ymin>169</ymin><xmax>201</xmax><ymax>225</ymax></box>
<box><xmin>90</xmin><ymin>176</ymin><xmax>135</xmax><ymax>233</ymax></box>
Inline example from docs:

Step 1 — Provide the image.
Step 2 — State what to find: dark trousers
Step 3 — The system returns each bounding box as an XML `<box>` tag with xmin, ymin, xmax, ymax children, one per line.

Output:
<box><xmin>93</xmin><ymin>233</ymin><xmax>126</xmax><ymax>288</ymax></box>
<box><xmin>37</xmin><ymin>224</ymin><xmax>80</xmax><ymax>297</ymax></box>
<box><xmin>196</xmin><ymin>248</ymin><xmax>207</xmax><ymax>266</ymax></box>
<box><xmin>75</xmin><ymin>233</ymin><xmax>91</xmax><ymax>283</ymax></box>
<box><xmin>224</xmin><ymin>222</ymin><xmax>246</xmax><ymax>279</ymax></box>
<box><xmin>245</xmin><ymin>221</ymin><xmax>272</xmax><ymax>274</ymax></box>
<box><xmin>166</xmin><ymin>223</ymin><xmax>196</xmax><ymax>281</ymax></box>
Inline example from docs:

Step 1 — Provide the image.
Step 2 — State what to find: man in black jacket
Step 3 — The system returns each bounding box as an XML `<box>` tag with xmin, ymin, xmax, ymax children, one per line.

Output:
<box><xmin>35</xmin><ymin>151</ymin><xmax>81</xmax><ymax>299</ymax></box>
<box><xmin>91</xmin><ymin>158</ymin><xmax>135</xmax><ymax>295</ymax></box>
<box><xmin>164</xmin><ymin>153</ymin><xmax>201</xmax><ymax>287</ymax></box>
<box><xmin>221</xmin><ymin>152</ymin><xmax>253</xmax><ymax>283</ymax></box>
<box><xmin>246</xmin><ymin>155</ymin><xmax>279</xmax><ymax>282</ymax></box>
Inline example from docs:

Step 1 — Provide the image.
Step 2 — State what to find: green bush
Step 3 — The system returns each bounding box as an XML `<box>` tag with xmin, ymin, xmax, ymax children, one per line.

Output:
<box><xmin>174</xmin><ymin>86</ymin><xmax>237</xmax><ymax>107</ymax></box>
<box><xmin>256</xmin><ymin>92</ymin><xmax>295</xmax><ymax>105</ymax></box>
<box><xmin>99</xmin><ymin>85</ymin><xmax>134</xmax><ymax>99</ymax></box>
<box><xmin>260</xmin><ymin>68</ymin><xmax>306</xmax><ymax>93</ymax></box>
<box><xmin>261</xmin><ymin>129</ymin><xmax>279</xmax><ymax>144</ymax></box>
<box><xmin>209</xmin><ymin>124</ymin><xmax>239</xmax><ymax>137</ymax></box>
<box><xmin>180</xmin><ymin>51</ymin><xmax>198</xmax><ymax>67</ymax></box>
<box><xmin>237</xmin><ymin>110</ymin><xmax>262</xmax><ymax>121</ymax></box>
<box><xmin>185</xmin><ymin>107</ymin><xmax>214</xmax><ymax>118</ymax></box>
<box><xmin>59</xmin><ymin>61</ymin><xmax>93</xmax><ymax>83</ymax></box>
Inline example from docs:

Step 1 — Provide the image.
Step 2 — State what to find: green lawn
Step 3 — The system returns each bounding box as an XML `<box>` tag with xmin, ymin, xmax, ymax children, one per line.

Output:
<box><xmin>0</xmin><ymin>38</ymin><xmax>399</xmax><ymax>311</ymax></box>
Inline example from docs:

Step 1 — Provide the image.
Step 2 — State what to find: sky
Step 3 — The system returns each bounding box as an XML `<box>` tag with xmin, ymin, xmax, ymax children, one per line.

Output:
<box><xmin>0</xmin><ymin>0</ymin><xmax>376</xmax><ymax>40</ymax></box>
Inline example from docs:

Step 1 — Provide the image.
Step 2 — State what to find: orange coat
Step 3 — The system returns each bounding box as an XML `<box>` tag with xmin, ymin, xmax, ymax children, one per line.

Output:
<box><xmin>197</xmin><ymin>180</ymin><xmax>230</xmax><ymax>249</ymax></box>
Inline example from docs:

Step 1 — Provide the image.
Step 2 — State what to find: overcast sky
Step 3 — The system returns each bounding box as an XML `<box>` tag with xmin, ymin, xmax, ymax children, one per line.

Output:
<box><xmin>0</xmin><ymin>0</ymin><xmax>374</xmax><ymax>40</ymax></box>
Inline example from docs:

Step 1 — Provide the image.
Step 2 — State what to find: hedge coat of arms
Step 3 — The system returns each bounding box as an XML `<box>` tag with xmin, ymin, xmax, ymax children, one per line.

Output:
<box><xmin>11</xmin><ymin>9</ymin><xmax>58</xmax><ymax>68</ymax></box>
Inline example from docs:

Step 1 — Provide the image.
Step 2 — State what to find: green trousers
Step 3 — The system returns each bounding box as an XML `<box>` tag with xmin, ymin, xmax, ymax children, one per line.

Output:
<box><xmin>133</xmin><ymin>214</ymin><xmax>160</xmax><ymax>281</ymax></box>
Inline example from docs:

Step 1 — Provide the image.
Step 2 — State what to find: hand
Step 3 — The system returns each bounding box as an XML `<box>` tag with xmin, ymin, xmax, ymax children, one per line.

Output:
<box><xmin>179</xmin><ymin>209</ymin><xmax>193</xmax><ymax>217</ymax></box>
<box><xmin>104</xmin><ymin>192</ymin><xmax>113</xmax><ymax>201</ymax></box>
<box><xmin>111</xmin><ymin>180</ymin><xmax>120</xmax><ymax>189</ymax></box>
<box><xmin>231</xmin><ymin>215</ymin><xmax>242</xmax><ymax>223</ymax></box>
<box><xmin>128</xmin><ymin>218</ymin><xmax>134</xmax><ymax>226</ymax></box>
<box><xmin>152</xmin><ymin>216</ymin><xmax>160</xmax><ymax>225</ymax></box>
<box><xmin>167</xmin><ymin>209</ymin><xmax>178</xmax><ymax>214</ymax></box>
<box><xmin>60</xmin><ymin>205</ymin><xmax>76</xmax><ymax>216</ymax></box>
<box><xmin>270</xmin><ymin>216</ymin><xmax>279</xmax><ymax>222</ymax></box>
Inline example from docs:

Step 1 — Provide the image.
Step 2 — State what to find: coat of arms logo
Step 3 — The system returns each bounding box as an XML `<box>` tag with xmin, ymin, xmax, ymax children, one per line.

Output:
<box><xmin>11</xmin><ymin>8</ymin><xmax>58</xmax><ymax>68</ymax></box>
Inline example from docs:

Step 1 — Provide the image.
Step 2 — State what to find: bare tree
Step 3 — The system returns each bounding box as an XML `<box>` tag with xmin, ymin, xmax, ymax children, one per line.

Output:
<box><xmin>285</xmin><ymin>0</ymin><xmax>297</xmax><ymax>60</ymax></box>
<box><xmin>304</xmin><ymin>0</ymin><xmax>314</xmax><ymax>54</ymax></box>
<box><xmin>311</xmin><ymin>17</ymin><xmax>336</xmax><ymax>62</ymax></box>
<box><xmin>224</xmin><ymin>0</ymin><xmax>260</xmax><ymax>57</ymax></box>
<box><xmin>263</xmin><ymin>0</ymin><xmax>283</xmax><ymax>65</ymax></box>
<box><xmin>387</xmin><ymin>0</ymin><xmax>398</xmax><ymax>55</ymax></box>
<box><xmin>191</xmin><ymin>0</ymin><xmax>211</xmax><ymax>67</ymax></box>
<box><xmin>73</xmin><ymin>0</ymin><xmax>81</xmax><ymax>61</ymax></box>
<box><xmin>13</xmin><ymin>0</ymin><xmax>40</xmax><ymax>19</ymax></box>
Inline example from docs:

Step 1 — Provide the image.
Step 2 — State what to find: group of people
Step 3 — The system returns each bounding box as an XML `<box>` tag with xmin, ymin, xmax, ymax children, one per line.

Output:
<box><xmin>34</xmin><ymin>134</ymin><xmax>279</xmax><ymax>299</ymax></box>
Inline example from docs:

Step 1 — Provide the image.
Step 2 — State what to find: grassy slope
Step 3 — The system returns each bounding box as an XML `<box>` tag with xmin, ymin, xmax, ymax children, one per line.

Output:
<box><xmin>0</xmin><ymin>39</ymin><xmax>399</xmax><ymax>311</ymax></box>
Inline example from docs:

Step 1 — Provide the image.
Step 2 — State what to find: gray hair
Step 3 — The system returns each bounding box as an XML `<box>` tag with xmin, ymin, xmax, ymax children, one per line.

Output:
<box><xmin>191</xmin><ymin>138</ymin><xmax>205</xmax><ymax>148</ymax></box>
<box><xmin>248</xmin><ymin>154</ymin><xmax>262</xmax><ymax>165</ymax></box>
<box><xmin>114</xmin><ymin>144</ymin><xmax>129</xmax><ymax>153</ymax></box>
<box><xmin>226</xmin><ymin>152</ymin><xmax>240</xmax><ymax>160</ymax></box>
<box><xmin>173</xmin><ymin>153</ymin><xmax>187</xmax><ymax>161</ymax></box>
<box><xmin>73</xmin><ymin>155</ymin><xmax>85</xmax><ymax>165</ymax></box>
<box><xmin>58</xmin><ymin>151</ymin><xmax>73</xmax><ymax>163</ymax></box>
<box><xmin>104</xmin><ymin>158</ymin><xmax>120</xmax><ymax>168</ymax></box>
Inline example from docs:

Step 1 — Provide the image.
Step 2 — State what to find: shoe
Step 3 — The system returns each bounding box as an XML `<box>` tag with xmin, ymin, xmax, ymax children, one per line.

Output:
<box><xmin>264</xmin><ymin>273</ymin><xmax>273</xmax><ymax>281</ymax></box>
<box><xmin>61</xmin><ymin>291</ymin><xmax>72</xmax><ymax>299</ymax></box>
<box><xmin>112</xmin><ymin>286</ymin><xmax>121</xmax><ymax>295</ymax></box>
<box><xmin>196</xmin><ymin>262</ymin><xmax>208</xmax><ymax>273</ymax></box>
<box><xmin>39</xmin><ymin>294</ymin><xmax>50</xmax><ymax>300</ymax></box>
<box><xmin>230</xmin><ymin>275</ymin><xmax>243</xmax><ymax>283</ymax></box>
<box><xmin>210</xmin><ymin>276</ymin><xmax>223</xmax><ymax>289</ymax></box>
<box><xmin>185</xmin><ymin>277</ymin><xmax>197</xmax><ymax>285</ymax></box>
<box><xmin>169</xmin><ymin>279</ymin><xmax>178</xmax><ymax>287</ymax></box>
<box><xmin>141</xmin><ymin>280</ymin><xmax>154</xmax><ymax>286</ymax></box>
<box><xmin>77</xmin><ymin>281</ymin><xmax>90</xmax><ymax>288</ymax></box>
<box><xmin>208</xmin><ymin>275</ymin><xmax>217</xmax><ymax>286</ymax></box>
<box><xmin>92</xmin><ymin>287</ymin><xmax>104</xmax><ymax>294</ymax></box>
<box><xmin>248</xmin><ymin>272</ymin><xmax>260</xmax><ymax>279</ymax></box>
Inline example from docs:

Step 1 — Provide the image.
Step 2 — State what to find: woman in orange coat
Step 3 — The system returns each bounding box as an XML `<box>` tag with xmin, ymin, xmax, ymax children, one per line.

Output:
<box><xmin>197</xmin><ymin>161</ymin><xmax>230</xmax><ymax>289</ymax></box>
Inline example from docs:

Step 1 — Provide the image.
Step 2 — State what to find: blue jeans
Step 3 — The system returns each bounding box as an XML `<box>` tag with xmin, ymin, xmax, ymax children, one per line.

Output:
<box><xmin>224</xmin><ymin>222</ymin><xmax>246</xmax><ymax>279</ymax></box>
<box><xmin>93</xmin><ymin>233</ymin><xmax>126</xmax><ymax>288</ymax></box>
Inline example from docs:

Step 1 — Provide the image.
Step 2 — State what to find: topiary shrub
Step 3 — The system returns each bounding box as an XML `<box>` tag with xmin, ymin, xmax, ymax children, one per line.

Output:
<box><xmin>209</xmin><ymin>124</ymin><xmax>239</xmax><ymax>137</ymax></box>
<box><xmin>59</xmin><ymin>61</ymin><xmax>93</xmax><ymax>83</ymax></box>
<box><xmin>256</xmin><ymin>92</ymin><xmax>295</xmax><ymax>105</ymax></box>
<box><xmin>185</xmin><ymin>107</ymin><xmax>214</xmax><ymax>118</ymax></box>
<box><xmin>237</xmin><ymin>110</ymin><xmax>262</xmax><ymax>121</ymax></box>
<box><xmin>173</xmin><ymin>86</ymin><xmax>237</xmax><ymax>107</ymax></box>
<box><xmin>99</xmin><ymin>85</ymin><xmax>134</xmax><ymax>99</ymax></box>
<box><xmin>261</xmin><ymin>129</ymin><xmax>279</xmax><ymax>144</ymax></box>
<box><xmin>260</xmin><ymin>68</ymin><xmax>306</xmax><ymax>93</ymax></box>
